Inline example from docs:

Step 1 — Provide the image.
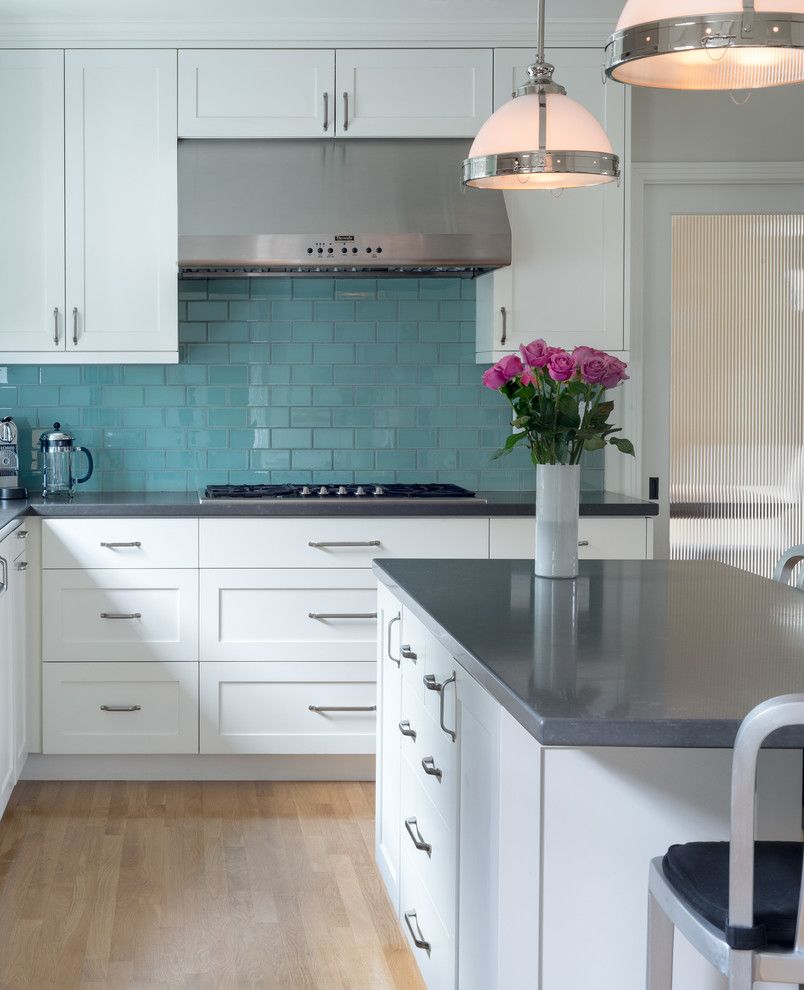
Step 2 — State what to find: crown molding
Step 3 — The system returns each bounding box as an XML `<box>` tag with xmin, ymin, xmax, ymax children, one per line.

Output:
<box><xmin>0</xmin><ymin>16</ymin><xmax>616</xmax><ymax>49</ymax></box>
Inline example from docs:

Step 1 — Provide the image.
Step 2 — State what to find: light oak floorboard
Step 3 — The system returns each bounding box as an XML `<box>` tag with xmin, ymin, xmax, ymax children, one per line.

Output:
<box><xmin>0</xmin><ymin>781</ymin><xmax>425</xmax><ymax>990</ymax></box>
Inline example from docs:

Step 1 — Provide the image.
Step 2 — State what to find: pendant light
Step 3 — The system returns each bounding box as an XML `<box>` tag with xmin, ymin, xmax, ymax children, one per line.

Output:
<box><xmin>461</xmin><ymin>0</ymin><xmax>620</xmax><ymax>190</ymax></box>
<box><xmin>605</xmin><ymin>0</ymin><xmax>804</xmax><ymax>90</ymax></box>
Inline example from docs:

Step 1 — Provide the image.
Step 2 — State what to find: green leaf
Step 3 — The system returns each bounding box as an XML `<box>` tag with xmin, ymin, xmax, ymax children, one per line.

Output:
<box><xmin>609</xmin><ymin>437</ymin><xmax>635</xmax><ymax>456</ymax></box>
<box><xmin>583</xmin><ymin>436</ymin><xmax>606</xmax><ymax>452</ymax></box>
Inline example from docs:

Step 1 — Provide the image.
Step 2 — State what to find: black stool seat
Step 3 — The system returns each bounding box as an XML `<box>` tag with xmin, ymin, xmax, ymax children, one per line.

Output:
<box><xmin>662</xmin><ymin>841</ymin><xmax>804</xmax><ymax>950</ymax></box>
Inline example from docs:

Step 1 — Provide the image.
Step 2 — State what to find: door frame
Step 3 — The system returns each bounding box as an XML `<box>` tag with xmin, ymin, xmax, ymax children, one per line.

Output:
<box><xmin>616</xmin><ymin>161</ymin><xmax>804</xmax><ymax>551</ymax></box>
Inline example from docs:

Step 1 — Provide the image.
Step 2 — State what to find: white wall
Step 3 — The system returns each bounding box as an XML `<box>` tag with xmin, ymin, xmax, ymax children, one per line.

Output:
<box><xmin>632</xmin><ymin>84</ymin><xmax>804</xmax><ymax>163</ymax></box>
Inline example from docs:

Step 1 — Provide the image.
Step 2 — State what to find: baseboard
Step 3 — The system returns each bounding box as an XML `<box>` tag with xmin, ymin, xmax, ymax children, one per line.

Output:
<box><xmin>21</xmin><ymin>753</ymin><xmax>376</xmax><ymax>782</ymax></box>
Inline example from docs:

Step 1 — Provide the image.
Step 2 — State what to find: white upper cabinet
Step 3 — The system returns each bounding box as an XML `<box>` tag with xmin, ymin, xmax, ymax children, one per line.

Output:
<box><xmin>178</xmin><ymin>49</ymin><xmax>335</xmax><ymax>138</ymax></box>
<box><xmin>476</xmin><ymin>48</ymin><xmax>627</xmax><ymax>362</ymax></box>
<box><xmin>335</xmin><ymin>49</ymin><xmax>493</xmax><ymax>138</ymax></box>
<box><xmin>0</xmin><ymin>51</ymin><xmax>65</xmax><ymax>355</ymax></box>
<box><xmin>65</xmin><ymin>50</ymin><xmax>178</xmax><ymax>356</ymax></box>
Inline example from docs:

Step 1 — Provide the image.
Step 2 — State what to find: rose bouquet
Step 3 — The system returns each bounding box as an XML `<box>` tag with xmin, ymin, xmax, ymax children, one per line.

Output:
<box><xmin>483</xmin><ymin>339</ymin><xmax>634</xmax><ymax>466</ymax></box>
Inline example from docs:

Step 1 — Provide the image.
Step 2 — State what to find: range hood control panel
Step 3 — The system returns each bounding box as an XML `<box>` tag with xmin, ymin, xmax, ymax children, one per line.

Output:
<box><xmin>306</xmin><ymin>239</ymin><xmax>383</xmax><ymax>258</ymax></box>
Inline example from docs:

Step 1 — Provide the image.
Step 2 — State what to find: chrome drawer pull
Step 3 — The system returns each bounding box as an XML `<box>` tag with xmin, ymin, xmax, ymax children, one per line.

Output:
<box><xmin>308</xmin><ymin>705</ymin><xmax>377</xmax><ymax>714</ymax></box>
<box><xmin>399</xmin><ymin>720</ymin><xmax>417</xmax><ymax>740</ymax></box>
<box><xmin>423</xmin><ymin>674</ymin><xmax>443</xmax><ymax>693</ymax></box>
<box><xmin>308</xmin><ymin>612</ymin><xmax>378</xmax><ymax>620</ymax></box>
<box><xmin>403</xmin><ymin>911</ymin><xmax>431</xmax><ymax>954</ymax></box>
<box><xmin>16</xmin><ymin>530</ymin><xmax>27</xmax><ymax>539</ymax></box>
<box><xmin>100</xmin><ymin>541</ymin><xmax>142</xmax><ymax>549</ymax></box>
<box><xmin>323</xmin><ymin>91</ymin><xmax>329</xmax><ymax>131</ymax></box>
<box><xmin>421</xmin><ymin>756</ymin><xmax>442</xmax><ymax>782</ymax></box>
<box><xmin>308</xmin><ymin>540</ymin><xmax>381</xmax><ymax>548</ymax></box>
<box><xmin>578</xmin><ymin>540</ymin><xmax>590</xmax><ymax>547</ymax></box>
<box><xmin>53</xmin><ymin>307</ymin><xmax>59</xmax><ymax>346</ymax></box>
<box><xmin>0</xmin><ymin>556</ymin><xmax>7</xmax><ymax>595</ymax></box>
<box><xmin>400</xmin><ymin>645</ymin><xmax>417</xmax><ymax>661</ymax></box>
<box><xmin>343</xmin><ymin>91</ymin><xmax>349</xmax><ymax>131</ymax></box>
<box><xmin>387</xmin><ymin>613</ymin><xmax>401</xmax><ymax>666</ymax></box>
<box><xmin>100</xmin><ymin>704</ymin><xmax>141</xmax><ymax>713</ymax></box>
<box><xmin>404</xmin><ymin>817</ymin><xmax>432</xmax><ymax>856</ymax></box>
<box><xmin>72</xmin><ymin>306</ymin><xmax>79</xmax><ymax>345</ymax></box>
<box><xmin>15</xmin><ymin>561</ymin><xmax>28</xmax><ymax>572</ymax></box>
<box><xmin>100</xmin><ymin>612</ymin><xmax>142</xmax><ymax>620</ymax></box>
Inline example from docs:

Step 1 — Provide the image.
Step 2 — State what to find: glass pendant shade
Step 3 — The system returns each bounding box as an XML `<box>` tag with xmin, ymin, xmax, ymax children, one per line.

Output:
<box><xmin>464</xmin><ymin>93</ymin><xmax>618</xmax><ymax>190</ymax></box>
<box><xmin>607</xmin><ymin>0</ymin><xmax>804</xmax><ymax>90</ymax></box>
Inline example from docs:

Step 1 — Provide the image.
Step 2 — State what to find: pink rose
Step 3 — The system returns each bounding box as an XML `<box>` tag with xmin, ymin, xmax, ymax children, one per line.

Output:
<box><xmin>520</xmin><ymin>365</ymin><xmax>536</xmax><ymax>387</ymax></box>
<box><xmin>578</xmin><ymin>354</ymin><xmax>608</xmax><ymax>385</ymax></box>
<box><xmin>482</xmin><ymin>354</ymin><xmax>524</xmax><ymax>390</ymax></box>
<box><xmin>520</xmin><ymin>339</ymin><xmax>552</xmax><ymax>368</ymax></box>
<box><xmin>572</xmin><ymin>346</ymin><xmax>604</xmax><ymax>365</ymax></box>
<box><xmin>547</xmin><ymin>350</ymin><xmax>576</xmax><ymax>383</ymax></box>
<box><xmin>600</xmin><ymin>356</ymin><xmax>629</xmax><ymax>389</ymax></box>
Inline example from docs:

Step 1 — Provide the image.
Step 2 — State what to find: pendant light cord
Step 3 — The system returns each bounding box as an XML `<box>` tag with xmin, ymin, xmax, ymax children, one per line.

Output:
<box><xmin>537</xmin><ymin>0</ymin><xmax>546</xmax><ymax>64</ymax></box>
<box><xmin>537</xmin><ymin>0</ymin><xmax>547</xmax><ymax>156</ymax></box>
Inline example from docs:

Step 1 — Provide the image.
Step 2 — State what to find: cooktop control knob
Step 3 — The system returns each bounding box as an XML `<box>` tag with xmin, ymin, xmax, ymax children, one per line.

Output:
<box><xmin>355</xmin><ymin>486</ymin><xmax>366</xmax><ymax>496</ymax></box>
<box><xmin>300</xmin><ymin>486</ymin><xmax>311</xmax><ymax>496</ymax></box>
<box><xmin>336</xmin><ymin>485</ymin><xmax>348</xmax><ymax>496</ymax></box>
<box><xmin>373</xmin><ymin>486</ymin><xmax>384</xmax><ymax>496</ymax></box>
<box><xmin>318</xmin><ymin>486</ymin><xmax>329</xmax><ymax>496</ymax></box>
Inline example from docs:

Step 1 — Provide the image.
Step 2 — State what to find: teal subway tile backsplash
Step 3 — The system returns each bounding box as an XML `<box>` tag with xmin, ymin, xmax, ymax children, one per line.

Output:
<box><xmin>0</xmin><ymin>277</ymin><xmax>605</xmax><ymax>494</ymax></box>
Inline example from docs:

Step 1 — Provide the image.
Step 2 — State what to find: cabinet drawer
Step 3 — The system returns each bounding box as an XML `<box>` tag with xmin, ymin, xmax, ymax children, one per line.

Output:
<box><xmin>43</xmin><ymin>518</ymin><xmax>198</xmax><ymax>569</ymax></box>
<box><xmin>200</xmin><ymin>661</ymin><xmax>375</xmax><ymax>755</ymax></box>
<box><xmin>421</xmin><ymin>635</ymin><xmax>459</xmax><ymax>734</ymax></box>
<box><xmin>400</xmin><ymin>856</ymin><xmax>456</xmax><ymax>990</ymax></box>
<box><xmin>11</xmin><ymin>524</ymin><xmax>30</xmax><ymax>562</ymax></box>
<box><xmin>400</xmin><ymin>608</ymin><xmax>430</xmax><ymax>711</ymax></box>
<box><xmin>200</xmin><ymin>569</ymin><xmax>377</xmax><ymax>662</ymax></box>
<box><xmin>43</xmin><ymin>569</ymin><xmax>199</xmax><ymax>662</ymax></box>
<box><xmin>42</xmin><ymin>661</ymin><xmax>199</xmax><ymax>754</ymax></box>
<box><xmin>402</xmin><ymin>697</ymin><xmax>459</xmax><ymax>833</ymax></box>
<box><xmin>489</xmin><ymin>516</ymin><xmax>649</xmax><ymax>560</ymax></box>
<box><xmin>200</xmin><ymin>518</ymin><xmax>489</xmax><ymax>568</ymax></box>
<box><xmin>401</xmin><ymin>755</ymin><xmax>457</xmax><ymax>936</ymax></box>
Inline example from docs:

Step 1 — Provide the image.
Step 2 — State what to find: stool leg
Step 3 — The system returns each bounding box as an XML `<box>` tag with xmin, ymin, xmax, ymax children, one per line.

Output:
<box><xmin>647</xmin><ymin>891</ymin><xmax>674</xmax><ymax>990</ymax></box>
<box><xmin>727</xmin><ymin>950</ymin><xmax>753</xmax><ymax>990</ymax></box>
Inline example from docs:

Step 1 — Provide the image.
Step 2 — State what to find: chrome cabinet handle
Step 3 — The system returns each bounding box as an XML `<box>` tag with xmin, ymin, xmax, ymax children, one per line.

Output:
<box><xmin>323</xmin><ymin>91</ymin><xmax>329</xmax><ymax>131</ymax></box>
<box><xmin>0</xmin><ymin>556</ymin><xmax>7</xmax><ymax>595</ymax></box>
<box><xmin>15</xmin><ymin>561</ymin><xmax>28</xmax><ymax>572</ymax></box>
<box><xmin>404</xmin><ymin>817</ymin><xmax>432</xmax><ymax>856</ymax></box>
<box><xmin>343</xmin><ymin>91</ymin><xmax>349</xmax><ymax>131</ymax></box>
<box><xmin>308</xmin><ymin>540</ymin><xmax>381</xmax><ymax>549</ymax></box>
<box><xmin>100</xmin><ymin>704</ymin><xmax>141</xmax><ymax>713</ymax></box>
<box><xmin>53</xmin><ymin>307</ymin><xmax>59</xmax><ymax>346</ymax></box>
<box><xmin>16</xmin><ymin>530</ymin><xmax>27</xmax><ymax>539</ymax></box>
<box><xmin>72</xmin><ymin>306</ymin><xmax>78</xmax><ymax>345</ymax></box>
<box><xmin>421</xmin><ymin>756</ymin><xmax>442</xmax><ymax>782</ymax></box>
<box><xmin>387</xmin><ymin>613</ymin><xmax>401</xmax><ymax>666</ymax></box>
<box><xmin>403</xmin><ymin>911</ymin><xmax>431</xmax><ymax>954</ymax></box>
<box><xmin>308</xmin><ymin>612</ymin><xmax>377</xmax><ymax>620</ymax></box>
<box><xmin>399</xmin><ymin>720</ymin><xmax>417</xmax><ymax>740</ymax></box>
<box><xmin>100</xmin><ymin>612</ymin><xmax>142</xmax><ymax>620</ymax></box>
<box><xmin>400</xmin><ymin>645</ymin><xmax>417</xmax><ymax>661</ymax></box>
<box><xmin>500</xmin><ymin>306</ymin><xmax>507</xmax><ymax>345</ymax></box>
<box><xmin>578</xmin><ymin>540</ymin><xmax>590</xmax><ymax>547</ymax></box>
<box><xmin>423</xmin><ymin>672</ymin><xmax>457</xmax><ymax>741</ymax></box>
<box><xmin>309</xmin><ymin>705</ymin><xmax>377</xmax><ymax>714</ymax></box>
<box><xmin>100</xmin><ymin>541</ymin><xmax>142</xmax><ymax>549</ymax></box>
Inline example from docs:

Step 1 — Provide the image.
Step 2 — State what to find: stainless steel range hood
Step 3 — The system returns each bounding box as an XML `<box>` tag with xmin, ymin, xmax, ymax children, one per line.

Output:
<box><xmin>178</xmin><ymin>139</ymin><xmax>511</xmax><ymax>278</ymax></box>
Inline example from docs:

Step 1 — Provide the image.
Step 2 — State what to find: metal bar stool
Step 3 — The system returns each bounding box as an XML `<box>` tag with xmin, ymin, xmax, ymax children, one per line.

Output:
<box><xmin>773</xmin><ymin>545</ymin><xmax>804</xmax><ymax>590</ymax></box>
<box><xmin>647</xmin><ymin>695</ymin><xmax>804</xmax><ymax>989</ymax></box>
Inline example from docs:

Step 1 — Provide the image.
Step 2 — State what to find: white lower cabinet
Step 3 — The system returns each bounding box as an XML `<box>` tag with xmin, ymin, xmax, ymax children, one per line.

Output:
<box><xmin>199</xmin><ymin>661</ymin><xmax>376</xmax><ymax>755</ymax></box>
<box><xmin>42</xmin><ymin>661</ymin><xmax>199</xmax><ymax>755</ymax></box>
<box><xmin>0</xmin><ymin>524</ymin><xmax>29</xmax><ymax>815</ymax></box>
<box><xmin>42</xmin><ymin>568</ymin><xmax>199</xmax><ymax>662</ymax></box>
<box><xmin>376</xmin><ymin>582</ymin><xmax>403</xmax><ymax>907</ymax></box>
<box><xmin>490</xmin><ymin>515</ymin><xmax>652</xmax><ymax>560</ymax></box>
<box><xmin>200</xmin><ymin>569</ymin><xmax>377</xmax><ymax>662</ymax></box>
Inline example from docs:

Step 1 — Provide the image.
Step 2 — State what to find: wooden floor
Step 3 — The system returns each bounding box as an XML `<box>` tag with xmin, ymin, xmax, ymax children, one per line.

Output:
<box><xmin>0</xmin><ymin>781</ymin><xmax>425</xmax><ymax>990</ymax></box>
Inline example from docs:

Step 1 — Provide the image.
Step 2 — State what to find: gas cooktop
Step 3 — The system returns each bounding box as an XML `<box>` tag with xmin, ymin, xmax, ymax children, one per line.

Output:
<box><xmin>201</xmin><ymin>483</ymin><xmax>478</xmax><ymax>502</ymax></box>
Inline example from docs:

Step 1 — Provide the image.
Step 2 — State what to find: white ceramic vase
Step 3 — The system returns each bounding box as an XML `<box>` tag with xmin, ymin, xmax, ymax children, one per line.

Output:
<box><xmin>534</xmin><ymin>463</ymin><xmax>581</xmax><ymax>579</ymax></box>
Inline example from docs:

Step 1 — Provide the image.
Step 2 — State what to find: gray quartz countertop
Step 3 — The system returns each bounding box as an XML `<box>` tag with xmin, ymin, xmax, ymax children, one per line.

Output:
<box><xmin>2</xmin><ymin>489</ymin><xmax>657</xmax><ymax>518</ymax></box>
<box><xmin>373</xmin><ymin>558</ymin><xmax>804</xmax><ymax>748</ymax></box>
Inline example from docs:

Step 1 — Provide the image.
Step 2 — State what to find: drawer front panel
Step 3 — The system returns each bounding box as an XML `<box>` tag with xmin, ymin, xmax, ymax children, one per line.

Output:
<box><xmin>400</xmin><ymin>608</ymin><xmax>430</xmax><ymax>711</ymax></box>
<box><xmin>200</xmin><ymin>661</ymin><xmax>376</xmax><ymax>755</ymax></box>
<box><xmin>402</xmin><ymin>697</ymin><xmax>459</xmax><ymax>832</ymax></box>
<box><xmin>489</xmin><ymin>516</ymin><xmax>649</xmax><ymax>560</ymax></box>
<box><xmin>421</xmin><ymin>634</ymin><xmax>459</xmax><ymax>734</ymax></box>
<box><xmin>200</xmin><ymin>569</ymin><xmax>377</xmax><ymax>662</ymax></box>
<box><xmin>43</xmin><ymin>518</ymin><xmax>198</xmax><ymax>569</ymax></box>
<box><xmin>42</xmin><ymin>661</ymin><xmax>199</xmax><ymax>754</ymax></box>
<box><xmin>12</xmin><ymin>524</ymin><xmax>30</xmax><ymax>562</ymax></box>
<box><xmin>200</xmin><ymin>518</ymin><xmax>489</xmax><ymax>568</ymax></box>
<box><xmin>43</xmin><ymin>569</ymin><xmax>199</xmax><ymax>661</ymax></box>
<box><xmin>401</xmin><ymin>755</ymin><xmax>457</xmax><ymax>936</ymax></box>
<box><xmin>400</xmin><ymin>855</ymin><xmax>456</xmax><ymax>990</ymax></box>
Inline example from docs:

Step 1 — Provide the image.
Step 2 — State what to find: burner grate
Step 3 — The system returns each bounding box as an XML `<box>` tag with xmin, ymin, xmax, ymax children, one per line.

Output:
<box><xmin>203</xmin><ymin>483</ymin><xmax>477</xmax><ymax>501</ymax></box>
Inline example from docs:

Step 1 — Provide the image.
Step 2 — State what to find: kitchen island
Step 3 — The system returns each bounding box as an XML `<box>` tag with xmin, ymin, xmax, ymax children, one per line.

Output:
<box><xmin>373</xmin><ymin>559</ymin><xmax>804</xmax><ymax>990</ymax></box>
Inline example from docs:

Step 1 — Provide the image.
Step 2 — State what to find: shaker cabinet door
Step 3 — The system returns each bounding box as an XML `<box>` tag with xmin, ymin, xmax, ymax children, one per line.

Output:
<box><xmin>64</xmin><ymin>50</ymin><xmax>178</xmax><ymax>355</ymax></box>
<box><xmin>0</xmin><ymin>50</ymin><xmax>65</xmax><ymax>355</ymax></box>
<box><xmin>179</xmin><ymin>49</ymin><xmax>336</xmax><ymax>138</ymax></box>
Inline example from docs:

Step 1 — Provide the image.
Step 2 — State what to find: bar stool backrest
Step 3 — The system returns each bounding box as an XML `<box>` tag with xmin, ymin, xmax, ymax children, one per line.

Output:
<box><xmin>772</xmin><ymin>545</ymin><xmax>804</xmax><ymax>590</ymax></box>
